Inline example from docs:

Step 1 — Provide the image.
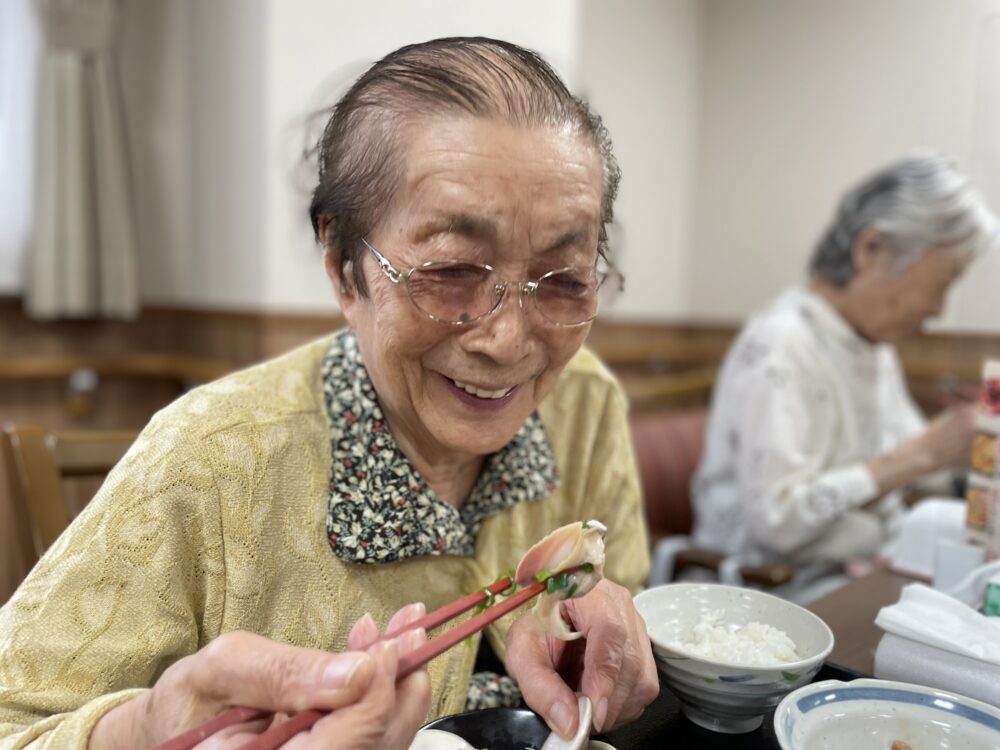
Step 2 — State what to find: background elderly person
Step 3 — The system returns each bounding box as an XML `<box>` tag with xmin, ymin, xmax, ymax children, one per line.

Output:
<box><xmin>0</xmin><ymin>37</ymin><xmax>657</xmax><ymax>749</ymax></box>
<box><xmin>692</xmin><ymin>153</ymin><xmax>998</xmax><ymax>573</ymax></box>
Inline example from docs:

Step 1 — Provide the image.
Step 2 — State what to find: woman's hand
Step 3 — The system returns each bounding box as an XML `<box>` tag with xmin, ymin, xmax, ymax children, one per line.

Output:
<box><xmin>504</xmin><ymin>579</ymin><xmax>658</xmax><ymax>739</ymax></box>
<box><xmin>89</xmin><ymin>604</ymin><xmax>431</xmax><ymax>750</ymax></box>
<box><xmin>916</xmin><ymin>402</ymin><xmax>977</xmax><ymax>470</ymax></box>
<box><xmin>868</xmin><ymin>403</ymin><xmax>977</xmax><ymax>496</ymax></box>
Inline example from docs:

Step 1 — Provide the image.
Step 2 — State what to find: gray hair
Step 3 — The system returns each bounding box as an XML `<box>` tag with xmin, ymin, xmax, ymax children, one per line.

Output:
<box><xmin>309</xmin><ymin>37</ymin><xmax>621</xmax><ymax>297</ymax></box>
<box><xmin>809</xmin><ymin>152</ymin><xmax>999</xmax><ymax>286</ymax></box>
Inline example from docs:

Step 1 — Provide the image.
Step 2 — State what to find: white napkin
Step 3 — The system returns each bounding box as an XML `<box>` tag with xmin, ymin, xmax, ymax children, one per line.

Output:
<box><xmin>874</xmin><ymin>633</ymin><xmax>1000</xmax><ymax>707</ymax></box>
<box><xmin>874</xmin><ymin>582</ymin><xmax>1000</xmax><ymax>665</ymax></box>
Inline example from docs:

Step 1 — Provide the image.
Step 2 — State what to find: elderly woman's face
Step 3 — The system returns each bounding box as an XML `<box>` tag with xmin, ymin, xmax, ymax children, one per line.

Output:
<box><xmin>854</xmin><ymin>240</ymin><xmax>971</xmax><ymax>343</ymax></box>
<box><xmin>334</xmin><ymin>117</ymin><xmax>605</xmax><ymax>463</ymax></box>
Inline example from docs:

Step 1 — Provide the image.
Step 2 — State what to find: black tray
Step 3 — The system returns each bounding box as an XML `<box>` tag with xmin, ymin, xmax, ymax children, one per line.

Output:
<box><xmin>601</xmin><ymin>662</ymin><xmax>863</xmax><ymax>749</ymax></box>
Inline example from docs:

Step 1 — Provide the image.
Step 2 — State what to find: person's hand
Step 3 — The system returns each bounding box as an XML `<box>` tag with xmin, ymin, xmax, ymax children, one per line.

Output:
<box><xmin>89</xmin><ymin>604</ymin><xmax>431</xmax><ymax>750</ymax></box>
<box><xmin>916</xmin><ymin>402</ymin><xmax>977</xmax><ymax>470</ymax></box>
<box><xmin>868</xmin><ymin>403</ymin><xmax>977</xmax><ymax>495</ymax></box>
<box><xmin>504</xmin><ymin>578</ymin><xmax>658</xmax><ymax>739</ymax></box>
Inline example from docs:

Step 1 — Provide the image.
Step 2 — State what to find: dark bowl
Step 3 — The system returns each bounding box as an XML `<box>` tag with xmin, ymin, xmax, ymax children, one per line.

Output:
<box><xmin>420</xmin><ymin>707</ymin><xmax>551</xmax><ymax>749</ymax></box>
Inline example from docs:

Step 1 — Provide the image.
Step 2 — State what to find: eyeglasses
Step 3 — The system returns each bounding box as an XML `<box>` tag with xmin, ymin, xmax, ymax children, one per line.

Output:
<box><xmin>361</xmin><ymin>238</ymin><xmax>622</xmax><ymax>327</ymax></box>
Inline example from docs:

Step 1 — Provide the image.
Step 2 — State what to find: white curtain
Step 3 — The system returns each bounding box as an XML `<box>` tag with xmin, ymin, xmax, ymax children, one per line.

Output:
<box><xmin>0</xmin><ymin>0</ymin><xmax>40</xmax><ymax>293</ymax></box>
<box><xmin>27</xmin><ymin>0</ymin><xmax>139</xmax><ymax>319</ymax></box>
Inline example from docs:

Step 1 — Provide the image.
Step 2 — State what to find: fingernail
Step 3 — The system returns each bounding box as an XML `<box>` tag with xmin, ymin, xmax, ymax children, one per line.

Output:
<box><xmin>404</xmin><ymin>628</ymin><xmax>426</xmax><ymax>652</ymax></box>
<box><xmin>376</xmin><ymin>637</ymin><xmax>399</xmax><ymax>667</ymax></box>
<box><xmin>321</xmin><ymin>652</ymin><xmax>369</xmax><ymax>688</ymax></box>
<box><xmin>550</xmin><ymin>700</ymin><xmax>575</xmax><ymax>739</ymax></box>
<box><xmin>595</xmin><ymin>697</ymin><xmax>609</xmax><ymax>731</ymax></box>
<box><xmin>350</xmin><ymin>612</ymin><xmax>378</xmax><ymax>644</ymax></box>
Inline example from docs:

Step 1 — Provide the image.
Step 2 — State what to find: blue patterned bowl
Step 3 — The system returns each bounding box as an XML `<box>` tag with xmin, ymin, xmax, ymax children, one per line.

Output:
<box><xmin>774</xmin><ymin>678</ymin><xmax>1000</xmax><ymax>749</ymax></box>
<box><xmin>634</xmin><ymin>583</ymin><xmax>833</xmax><ymax>734</ymax></box>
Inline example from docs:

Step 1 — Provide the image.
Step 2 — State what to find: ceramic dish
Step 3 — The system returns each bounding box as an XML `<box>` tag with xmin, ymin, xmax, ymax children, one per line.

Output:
<box><xmin>416</xmin><ymin>705</ymin><xmax>616</xmax><ymax>750</ymax></box>
<box><xmin>634</xmin><ymin>583</ymin><xmax>833</xmax><ymax>734</ymax></box>
<box><xmin>418</xmin><ymin>708</ymin><xmax>549</xmax><ymax>749</ymax></box>
<box><xmin>774</xmin><ymin>678</ymin><xmax>1000</xmax><ymax>749</ymax></box>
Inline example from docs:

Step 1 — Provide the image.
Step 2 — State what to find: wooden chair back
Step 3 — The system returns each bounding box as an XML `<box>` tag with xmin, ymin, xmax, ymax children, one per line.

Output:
<box><xmin>1</xmin><ymin>424</ymin><xmax>136</xmax><ymax>569</ymax></box>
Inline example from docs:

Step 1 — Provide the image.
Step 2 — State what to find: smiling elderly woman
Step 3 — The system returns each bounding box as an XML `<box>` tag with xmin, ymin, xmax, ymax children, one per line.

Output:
<box><xmin>692</xmin><ymin>153</ymin><xmax>999</xmax><ymax>578</ymax></box>
<box><xmin>0</xmin><ymin>38</ymin><xmax>657</xmax><ymax>750</ymax></box>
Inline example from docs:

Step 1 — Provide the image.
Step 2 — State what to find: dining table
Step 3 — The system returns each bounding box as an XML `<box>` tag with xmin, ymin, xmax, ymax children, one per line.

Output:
<box><xmin>599</xmin><ymin>568</ymin><xmax>917</xmax><ymax>749</ymax></box>
<box><xmin>805</xmin><ymin>566</ymin><xmax>915</xmax><ymax>675</ymax></box>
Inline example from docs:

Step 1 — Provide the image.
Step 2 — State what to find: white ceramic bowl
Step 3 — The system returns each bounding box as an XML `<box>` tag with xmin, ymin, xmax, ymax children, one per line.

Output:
<box><xmin>774</xmin><ymin>678</ymin><xmax>1000</xmax><ymax>749</ymax></box>
<box><xmin>633</xmin><ymin>583</ymin><xmax>833</xmax><ymax>734</ymax></box>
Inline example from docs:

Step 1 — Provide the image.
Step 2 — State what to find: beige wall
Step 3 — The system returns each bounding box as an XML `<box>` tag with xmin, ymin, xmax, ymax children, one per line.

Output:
<box><xmin>580</xmin><ymin>0</ymin><xmax>702</xmax><ymax>319</ymax></box>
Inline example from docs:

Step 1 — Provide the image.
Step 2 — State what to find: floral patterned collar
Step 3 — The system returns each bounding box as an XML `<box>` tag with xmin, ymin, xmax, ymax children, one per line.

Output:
<box><xmin>322</xmin><ymin>329</ymin><xmax>560</xmax><ymax>564</ymax></box>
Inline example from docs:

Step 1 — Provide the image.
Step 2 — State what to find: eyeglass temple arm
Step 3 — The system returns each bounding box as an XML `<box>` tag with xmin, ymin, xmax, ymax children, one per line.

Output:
<box><xmin>361</xmin><ymin>238</ymin><xmax>402</xmax><ymax>283</ymax></box>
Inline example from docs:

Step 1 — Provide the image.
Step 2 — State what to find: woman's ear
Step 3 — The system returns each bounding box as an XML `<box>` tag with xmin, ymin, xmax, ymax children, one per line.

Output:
<box><xmin>851</xmin><ymin>226</ymin><xmax>888</xmax><ymax>276</ymax></box>
<box><xmin>319</xmin><ymin>216</ymin><xmax>358</xmax><ymax>318</ymax></box>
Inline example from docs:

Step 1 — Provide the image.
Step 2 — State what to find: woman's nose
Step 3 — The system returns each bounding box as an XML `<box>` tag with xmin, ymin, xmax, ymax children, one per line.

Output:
<box><xmin>467</xmin><ymin>284</ymin><xmax>534</xmax><ymax>365</ymax></box>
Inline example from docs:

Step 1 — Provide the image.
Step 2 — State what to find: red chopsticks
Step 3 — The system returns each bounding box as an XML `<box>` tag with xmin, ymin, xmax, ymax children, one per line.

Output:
<box><xmin>154</xmin><ymin>708</ymin><xmax>271</xmax><ymax>750</ymax></box>
<box><xmin>154</xmin><ymin>572</ymin><xmax>556</xmax><ymax>750</ymax></box>
<box><xmin>396</xmin><ymin>576</ymin><xmax>544</xmax><ymax>679</ymax></box>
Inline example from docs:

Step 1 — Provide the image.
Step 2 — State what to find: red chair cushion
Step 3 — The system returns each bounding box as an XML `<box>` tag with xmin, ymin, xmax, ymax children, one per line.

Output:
<box><xmin>629</xmin><ymin>407</ymin><xmax>708</xmax><ymax>539</ymax></box>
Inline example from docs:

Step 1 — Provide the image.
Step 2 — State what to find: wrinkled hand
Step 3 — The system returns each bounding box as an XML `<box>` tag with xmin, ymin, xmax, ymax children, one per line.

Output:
<box><xmin>918</xmin><ymin>402</ymin><xmax>977</xmax><ymax>470</ymax></box>
<box><xmin>505</xmin><ymin>578</ymin><xmax>658</xmax><ymax>739</ymax></box>
<box><xmin>89</xmin><ymin>605</ymin><xmax>431</xmax><ymax>750</ymax></box>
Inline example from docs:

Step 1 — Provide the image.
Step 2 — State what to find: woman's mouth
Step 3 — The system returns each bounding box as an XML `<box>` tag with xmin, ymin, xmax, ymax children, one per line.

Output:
<box><xmin>443</xmin><ymin>376</ymin><xmax>521</xmax><ymax>410</ymax></box>
<box><xmin>451</xmin><ymin>379</ymin><xmax>516</xmax><ymax>400</ymax></box>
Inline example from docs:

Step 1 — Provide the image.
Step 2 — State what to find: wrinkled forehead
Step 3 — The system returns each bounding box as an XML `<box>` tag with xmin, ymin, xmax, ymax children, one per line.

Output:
<box><xmin>394</xmin><ymin>115</ymin><xmax>603</xmax><ymax>205</ymax></box>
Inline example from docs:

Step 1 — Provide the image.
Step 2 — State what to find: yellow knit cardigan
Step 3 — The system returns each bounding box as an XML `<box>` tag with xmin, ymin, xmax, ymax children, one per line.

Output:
<box><xmin>0</xmin><ymin>336</ymin><xmax>649</xmax><ymax>748</ymax></box>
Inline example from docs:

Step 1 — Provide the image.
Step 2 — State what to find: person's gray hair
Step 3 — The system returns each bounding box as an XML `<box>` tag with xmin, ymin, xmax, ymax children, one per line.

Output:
<box><xmin>809</xmin><ymin>152</ymin><xmax>999</xmax><ymax>286</ymax></box>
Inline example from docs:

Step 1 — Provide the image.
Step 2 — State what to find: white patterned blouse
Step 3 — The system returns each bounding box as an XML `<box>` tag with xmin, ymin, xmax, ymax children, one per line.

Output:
<box><xmin>691</xmin><ymin>286</ymin><xmax>927</xmax><ymax>560</ymax></box>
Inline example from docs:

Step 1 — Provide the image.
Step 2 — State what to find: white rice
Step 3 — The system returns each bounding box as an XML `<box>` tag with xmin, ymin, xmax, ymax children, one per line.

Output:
<box><xmin>667</xmin><ymin>610</ymin><xmax>799</xmax><ymax>666</ymax></box>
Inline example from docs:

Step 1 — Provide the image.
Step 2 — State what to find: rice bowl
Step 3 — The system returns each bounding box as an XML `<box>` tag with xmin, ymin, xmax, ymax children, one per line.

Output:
<box><xmin>634</xmin><ymin>583</ymin><xmax>834</xmax><ymax>733</ymax></box>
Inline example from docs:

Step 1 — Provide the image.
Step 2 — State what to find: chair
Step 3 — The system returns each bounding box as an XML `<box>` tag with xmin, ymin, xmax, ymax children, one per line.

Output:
<box><xmin>1</xmin><ymin>424</ymin><xmax>136</xmax><ymax>570</ymax></box>
<box><xmin>629</xmin><ymin>407</ymin><xmax>794</xmax><ymax>589</ymax></box>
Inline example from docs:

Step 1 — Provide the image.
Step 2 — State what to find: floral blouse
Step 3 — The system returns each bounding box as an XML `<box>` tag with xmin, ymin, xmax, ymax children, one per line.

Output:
<box><xmin>321</xmin><ymin>330</ymin><xmax>558</xmax><ymax>707</ymax></box>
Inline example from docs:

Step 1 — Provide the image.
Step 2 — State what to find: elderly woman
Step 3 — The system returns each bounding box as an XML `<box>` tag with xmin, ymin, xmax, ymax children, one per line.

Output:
<box><xmin>692</xmin><ymin>153</ymin><xmax>998</xmax><ymax>571</ymax></box>
<box><xmin>0</xmin><ymin>38</ymin><xmax>657</xmax><ymax>749</ymax></box>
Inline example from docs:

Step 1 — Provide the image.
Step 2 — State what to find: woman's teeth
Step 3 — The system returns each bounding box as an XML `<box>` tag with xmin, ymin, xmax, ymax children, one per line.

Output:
<box><xmin>452</xmin><ymin>380</ymin><xmax>515</xmax><ymax>400</ymax></box>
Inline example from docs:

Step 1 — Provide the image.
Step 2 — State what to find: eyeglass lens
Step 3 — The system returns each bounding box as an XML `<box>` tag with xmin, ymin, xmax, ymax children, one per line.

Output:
<box><xmin>404</xmin><ymin>262</ymin><xmax>611</xmax><ymax>325</ymax></box>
